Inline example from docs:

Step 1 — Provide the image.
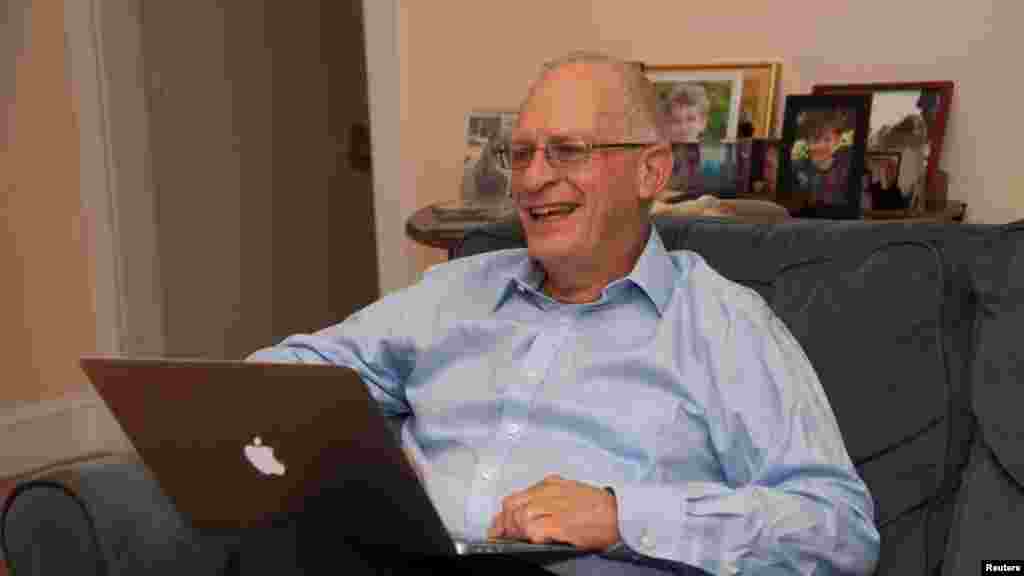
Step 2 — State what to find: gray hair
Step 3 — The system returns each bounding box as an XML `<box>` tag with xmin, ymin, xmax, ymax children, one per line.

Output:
<box><xmin>522</xmin><ymin>51</ymin><xmax>662</xmax><ymax>142</ymax></box>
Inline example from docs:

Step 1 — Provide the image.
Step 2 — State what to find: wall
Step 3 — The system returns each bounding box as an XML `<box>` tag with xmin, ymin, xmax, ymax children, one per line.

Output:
<box><xmin>0</xmin><ymin>0</ymin><xmax>95</xmax><ymax>407</ymax></box>
<box><xmin>364</xmin><ymin>0</ymin><xmax>411</xmax><ymax>296</ymax></box>
<box><xmin>396</xmin><ymin>0</ymin><xmax>1022</xmax><ymax>279</ymax></box>
<box><xmin>0</xmin><ymin>0</ymin><xmax>134</xmax><ymax>476</ymax></box>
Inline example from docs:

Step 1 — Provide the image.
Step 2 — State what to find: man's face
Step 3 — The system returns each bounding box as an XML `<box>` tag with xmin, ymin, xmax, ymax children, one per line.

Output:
<box><xmin>510</xmin><ymin>64</ymin><xmax>647</xmax><ymax>268</ymax></box>
<box><xmin>666</xmin><ymin>102</ymin><xmax>706</xmax><ymax>142</ymax></box>
<box><xmin>808</xmin><ymin>129</ymin><xmax>840</xmax><ymax>171</ymax></box>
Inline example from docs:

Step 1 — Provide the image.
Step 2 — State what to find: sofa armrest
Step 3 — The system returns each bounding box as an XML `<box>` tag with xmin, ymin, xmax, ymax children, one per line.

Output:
<box><xmin>2</xmin><ymin>454</ymin><xmax>235</xmax><ymax>576</ymax></box>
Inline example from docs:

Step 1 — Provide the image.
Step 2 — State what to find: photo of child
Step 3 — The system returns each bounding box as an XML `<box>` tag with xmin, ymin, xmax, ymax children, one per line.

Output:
<box><xmin>779</xmin><ymin>94</ymin><xmax>871</xmax><ymax>219</ymax></box>
<box><xmin>790</xmin><ymin>108</ymin><xmax>856</xmax><ymax>208</ymax></box>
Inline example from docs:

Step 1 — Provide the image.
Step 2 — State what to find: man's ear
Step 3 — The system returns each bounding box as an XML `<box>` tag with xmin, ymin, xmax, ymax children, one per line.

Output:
<box><xmin>636</xmin><ymin>143</ymin><xmax>673</xmax><ymax>202</ymax></box>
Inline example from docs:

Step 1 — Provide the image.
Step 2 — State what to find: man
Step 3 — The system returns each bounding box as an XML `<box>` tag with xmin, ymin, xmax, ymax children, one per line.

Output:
<box><xmin>247</xmin><ymin>52</ymin><xmax>880</xmax><ymax>575</ymax></box>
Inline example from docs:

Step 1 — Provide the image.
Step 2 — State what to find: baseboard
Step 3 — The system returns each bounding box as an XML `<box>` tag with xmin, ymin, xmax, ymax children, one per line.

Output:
<box><xmin>0</xmin><ymin>387</ymin><xmax>135</xmax><ymax>478</ymax></box>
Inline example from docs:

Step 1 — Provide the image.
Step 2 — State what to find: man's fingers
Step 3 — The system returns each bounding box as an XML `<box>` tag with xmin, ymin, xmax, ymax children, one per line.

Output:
<box><xmin>501</xmin><ymin>475</ymin><xmax>566</xmax><ymax>512</ymax></box>
<box><xmin>523</xmin><ymin>514</ymin><xmax>563</xmax><ymax>544</ymax></box>
<box><xmin>501</xmin><ymin>492</ymin><xmax>528</xmax><ymax>514</ymax></box>
<box><xmin>513</xmin><ymin>500</ymin><xmax>556</xmax><ymax>536</ymax></box>
<box><xmin>487</xmin><ymin>512</ymin><xmax>502</xmax><ymax>539</ymax></box>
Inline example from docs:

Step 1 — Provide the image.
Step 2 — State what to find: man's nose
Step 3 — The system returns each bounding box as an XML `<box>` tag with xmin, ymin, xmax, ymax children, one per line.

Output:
<box><xmin>517</xmin><ymin>146</ymin><xmax>557</xmax><ymax>194</ymax></box>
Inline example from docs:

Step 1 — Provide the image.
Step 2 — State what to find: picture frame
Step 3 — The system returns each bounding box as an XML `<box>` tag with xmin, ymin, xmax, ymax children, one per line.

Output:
<box><xmin>749</xmin><ymin>138</ymin><xmax>782</xmax><ymax>200</ymax></box>
<box><xmin>778</xmin><ymin>94</ymin><xmax>871</xmax><ymax>219</ymax></box>
<box><xmin>643</xmin><ymin>62</ymin><xmax>782</xmax><ymax>139</ymax></box>
<box><xmin>812</xmin><ymin>82</ymin><xmax>954</xmax><ymax>212</ymax></box>
<box><xmin>459</xmin><ymin>109</ymin><xmax>517</xmax><ymax>205</ymax></box>
<box><xmin>644</xmin><ymin>67</ymin><xmax>743</xmax><ymax>142</ymax></box>
<box><xmin>659</xmin><ymin>141</ymin><xmax>750</xmax><ymax>203</ymax></box>
<box><xmin>864</xmin><ymin>151</ymin><xmax>904</xmax><ymax>211</ymax></box>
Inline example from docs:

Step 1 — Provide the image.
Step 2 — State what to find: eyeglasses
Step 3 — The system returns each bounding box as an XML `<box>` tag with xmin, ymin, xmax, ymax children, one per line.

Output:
<box><xmin>494</xmin><ymin>137</ymin><xmax>657</xmax><ymax>171</ymax></box>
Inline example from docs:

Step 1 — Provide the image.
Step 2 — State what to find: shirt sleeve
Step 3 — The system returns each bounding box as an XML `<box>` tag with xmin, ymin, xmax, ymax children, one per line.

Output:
<box><xmin>244</xmin><ymin>285</ymin><xmax>430</xmax><ymax>418</ymax></box>
<box><xmin>611</xmin><ymin>306</ymin><xmax>881</xmax><ymax>575</ymax></box>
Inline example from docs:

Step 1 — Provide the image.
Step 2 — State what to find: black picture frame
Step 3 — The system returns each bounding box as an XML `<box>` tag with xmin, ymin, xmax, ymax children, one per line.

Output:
<box><xmin>778</xmin><ymin>94</ymin><xmax>871</xmax><ymax>219</ymax></box>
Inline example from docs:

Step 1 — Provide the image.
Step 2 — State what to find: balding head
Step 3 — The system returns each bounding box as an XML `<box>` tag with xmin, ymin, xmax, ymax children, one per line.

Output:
<box><xmin>508</xmin><ymin>51</ymin><xmax>674</xmax><ymax>303</ymax></box>
<box><xmin>520</xmin><ymin>51</ymin><xmax>662</xmax><ymax>143</ymax></box>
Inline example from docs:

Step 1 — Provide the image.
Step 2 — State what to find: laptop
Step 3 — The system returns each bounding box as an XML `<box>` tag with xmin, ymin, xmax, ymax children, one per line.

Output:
<box><xmin>80</xmin><ymin>355</ymin><xmax>586</xmax><ymax>559</ymax></box>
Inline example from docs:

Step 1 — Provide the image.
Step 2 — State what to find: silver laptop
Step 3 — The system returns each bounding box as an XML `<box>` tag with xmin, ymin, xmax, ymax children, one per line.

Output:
<box><xmin>80</xmin><ymin>355</ymin><xmax>585</xmax><ymax>558</ymax></box>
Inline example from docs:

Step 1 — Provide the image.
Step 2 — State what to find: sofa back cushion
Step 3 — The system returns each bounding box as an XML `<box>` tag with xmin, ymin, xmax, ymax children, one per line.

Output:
<box><xmin>969</xmin><ymin>221</ymin><xmax>1024</xmax><ymax>485</ymax></box>
<box><xmin>769</xmin><ymin>242</ymin><xmax>949</xmax><ymax>575</ymax></box>
<box><xmin>942</xmin><ymin>221</ymin><xmax>1024</xmax><ymax>574</ymax></box>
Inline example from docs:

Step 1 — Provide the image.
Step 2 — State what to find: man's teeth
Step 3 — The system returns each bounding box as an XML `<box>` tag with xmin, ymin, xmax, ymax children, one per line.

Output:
<box><xmin>529</xmin><ymin>205</ymin><xmax>577</xmax><ymax>218</ymax></box>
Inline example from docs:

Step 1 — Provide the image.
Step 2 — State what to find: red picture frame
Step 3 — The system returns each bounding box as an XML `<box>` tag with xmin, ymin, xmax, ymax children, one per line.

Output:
<box><xmin>812</xmin><ymin>82</ymin><xmax>954</xmax><ymax>212</ymax></box>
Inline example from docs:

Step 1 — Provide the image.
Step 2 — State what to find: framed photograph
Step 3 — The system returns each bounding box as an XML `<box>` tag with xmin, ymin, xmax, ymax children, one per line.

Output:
<box><xmin>812</xmin><ymin>82</ymin><xmax>954</xmax><ymax>212</ymax></box>
<box><xmin>749</xmin><ymin>138</ymin><xmax>782</xmax><ymax>200</ymax></box>
<box><xmin>659</xmin><ymin>141</ymin><xmax>749</xmax><ymax>203</ymax></box>
<box><xmin>645</xmin><ymin>67</ymin><xmax>743</xmax><ymax>143</ymax></box>
<box><xmin>460</xmin><ymin>110</ymin><xmax>517</xmax><ymax>205</ymax></box>
<box><xmin>643</xmin><ymin>62</ymin><xmax>782</xmax><ymax>139</ymax></box>
<box><xmin>778</xmin><ymin>94</ymin><xmax>871</xmax><ymax>219</ymax></box>
<box><xmin>864</xmin><ymin>151</ymin><xmax>904</xmax><ymax>211</ymax></box>
<box><xmin>660</xmin><ymin>142</ymin><xmax>702</xmax><ymax>200</ymax></box>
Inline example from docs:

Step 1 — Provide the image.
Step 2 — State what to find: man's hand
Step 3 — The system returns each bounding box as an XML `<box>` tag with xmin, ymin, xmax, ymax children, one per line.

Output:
<box><xmin>487</xmin><ymin>474</ymin><xmax>620</xmax><ymax>551</ymax></box>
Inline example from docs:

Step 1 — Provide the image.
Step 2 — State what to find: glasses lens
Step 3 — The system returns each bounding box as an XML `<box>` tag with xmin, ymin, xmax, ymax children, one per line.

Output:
<box><xmin>505</xmin><ymin>144</ymin><xmax>535</xmax><ymax>170</ymax></box>
<box><xmin>548</xmin><ymin>140</ymin><xmax>590</xmax><ymax>166</ymax></box>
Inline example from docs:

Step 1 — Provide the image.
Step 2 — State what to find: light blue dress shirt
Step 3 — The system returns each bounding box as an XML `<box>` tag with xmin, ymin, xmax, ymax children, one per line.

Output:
<box><xmin>247</xmin><ymin>229</ymin><xmax>880</xmax><ymax>575</ymax></box>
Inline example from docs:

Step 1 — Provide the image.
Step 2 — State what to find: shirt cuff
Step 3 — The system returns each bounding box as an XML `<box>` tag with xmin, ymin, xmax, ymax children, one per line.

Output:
<box><xmin>611</xmin><ymin>482</ymin><xmax>684</xmax><ymax>562</ymax></box>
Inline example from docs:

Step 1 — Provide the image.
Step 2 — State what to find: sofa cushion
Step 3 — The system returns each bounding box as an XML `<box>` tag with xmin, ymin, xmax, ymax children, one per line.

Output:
<box><xmin>940</xmin><ymin>439</ymin><xmax>1024</xmax><ymax>576</ymax></box>
<box><xmin>771</xmin><ymin>241</ymin><xmax>947</xmax><ymax>476</ymax></box>
<box><xmin>1</xmin><ymin>455</ymin><xmax>234</xmax><ymax>576</ymax></box>
<box><xmin>970</xmin><ymin>221</ymin><xmax>1024</xmax><ymax>486</ymax></box>
<box><xmin>769</xmin><ymin>240</ymin><xmax>952</xmax><ymax>575</ymax></box>
<box><xmin>942</xmin><ymin>221</ymin><xmax>1024</xmax><ymax>573</ymax></box>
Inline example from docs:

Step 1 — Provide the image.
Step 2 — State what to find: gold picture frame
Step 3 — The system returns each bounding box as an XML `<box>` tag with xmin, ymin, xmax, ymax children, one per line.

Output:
<box><xmin>641</xmin><ymin>62</ymin><xmax>782</xmax><ymax>139</ymax></box>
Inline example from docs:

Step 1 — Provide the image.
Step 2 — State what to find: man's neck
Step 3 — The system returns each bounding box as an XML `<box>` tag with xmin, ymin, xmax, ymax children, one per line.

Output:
<box><xmin>539</xmin><ymin>226</ymin><xmax>650</xmax><ymax>304</ymax></box>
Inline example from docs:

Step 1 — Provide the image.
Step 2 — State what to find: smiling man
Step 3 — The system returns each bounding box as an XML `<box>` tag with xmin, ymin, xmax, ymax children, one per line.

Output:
<box><xmin>246</xmin><ymin>52</ymin><xmax>880</xmax><ymax>575</ymax></box>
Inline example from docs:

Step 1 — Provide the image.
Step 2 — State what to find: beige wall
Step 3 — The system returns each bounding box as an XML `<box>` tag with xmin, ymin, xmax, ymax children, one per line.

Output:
<box><xmin>1</xmin><ymin>0</ymin><xmax>95</xmax><ymax>406</ymax></box>
<box><xmin>398</xmin><ymin>0</ymin><xmax>1022</xmax><ymax>278</ymax></box>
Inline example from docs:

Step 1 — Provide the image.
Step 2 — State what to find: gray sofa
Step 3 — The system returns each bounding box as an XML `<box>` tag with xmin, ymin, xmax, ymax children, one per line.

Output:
<box><xmin>3</xmin><ymin>216</ymin><xmax>1022</xmax><ymax>575</ymax></box>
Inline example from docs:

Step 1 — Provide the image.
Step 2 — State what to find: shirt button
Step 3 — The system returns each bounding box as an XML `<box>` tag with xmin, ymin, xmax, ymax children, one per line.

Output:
<box><xmin>506</xmin><ymin>423</ymin><xmax>521</xmax><ymax>437</ymax></box>
<box><xmin>480</xmin><ymin>468</ymin><xmax>494</xmax><ymax>481</ymax></box>
<box><xmin>639</xmin><ymin>532</ymin><xmax>655</xmax><ymax>551</ymax></box>
<box><xmin>526</xmin><ymin>370</ymin><xmax>538</xmax><ymax>381</ymax></box>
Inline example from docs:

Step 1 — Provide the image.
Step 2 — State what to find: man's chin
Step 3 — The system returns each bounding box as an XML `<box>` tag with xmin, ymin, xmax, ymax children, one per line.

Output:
<box><xmin>526</xmin><ymin>237</ymin><xmax>578</xmax><ymax>266</ymax></box>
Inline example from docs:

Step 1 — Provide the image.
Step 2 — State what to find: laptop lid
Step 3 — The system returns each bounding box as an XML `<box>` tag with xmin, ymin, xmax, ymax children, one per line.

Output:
<box><xmin>80</xmin><ymin>355</ymin><xmax>457</xmax><ymax>557</ymax></box>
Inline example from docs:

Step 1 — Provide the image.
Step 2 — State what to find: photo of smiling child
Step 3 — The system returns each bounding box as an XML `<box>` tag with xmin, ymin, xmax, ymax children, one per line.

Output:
<box><xmin>780</xmin><ymin>95</ymin><xmax>871</xmax><ymax>219</ymax></box>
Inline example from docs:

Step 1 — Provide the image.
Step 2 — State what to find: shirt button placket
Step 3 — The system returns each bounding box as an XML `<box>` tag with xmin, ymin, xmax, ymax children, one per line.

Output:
<box><xmin>639</xmin><ymin>531</ymin><xmax>656</xmax><ymax>553</ymax></box>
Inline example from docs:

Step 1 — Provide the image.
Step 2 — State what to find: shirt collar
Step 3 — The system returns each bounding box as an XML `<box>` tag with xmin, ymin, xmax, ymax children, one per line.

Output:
<box><xmin>493</xmin><ymin>226</ymin><xmax>676</xmax><ymax>316</ymax></box>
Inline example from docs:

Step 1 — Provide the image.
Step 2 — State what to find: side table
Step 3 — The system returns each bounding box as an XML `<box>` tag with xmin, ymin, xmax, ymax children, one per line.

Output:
<box><xmin>406</xmin><ymin>201</ymin><xmax>516</xmax><ymax>259</ymax></box>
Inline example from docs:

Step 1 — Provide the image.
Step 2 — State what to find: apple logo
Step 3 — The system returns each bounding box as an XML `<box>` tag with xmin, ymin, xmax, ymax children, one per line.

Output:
<box><xmin>244</xmin><ymin>436</ymin><xmax>286</xmax><ymax>476</ymax></box>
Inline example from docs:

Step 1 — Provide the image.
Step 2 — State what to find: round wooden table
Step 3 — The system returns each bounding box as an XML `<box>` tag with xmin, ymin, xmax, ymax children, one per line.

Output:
<box><xmin>405</xmin><ymin>201</ymin><xmax>517</xmax><ymax>257</ymax></box>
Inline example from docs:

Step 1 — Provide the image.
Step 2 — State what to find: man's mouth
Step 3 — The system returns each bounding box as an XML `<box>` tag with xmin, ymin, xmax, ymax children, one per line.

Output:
<box><xmin>526</xmin><ymin>203</ymin><xmax>580</xmax><ymax>222</ymax></box>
